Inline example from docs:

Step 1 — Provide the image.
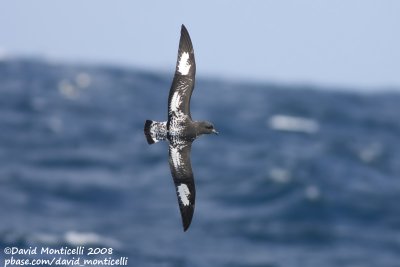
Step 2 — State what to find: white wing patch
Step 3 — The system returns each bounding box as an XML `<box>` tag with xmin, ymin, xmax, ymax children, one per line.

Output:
<box><xmin>177</xmin><ymin>52</ymin><xmax>191</xmax><ymax>75</ymax></box>
<box><xmin>170</xmin><ymin>146</ymin><xmax>182</xmax><ymax>169</ymax></box>
<box><xmin>169</xmin><ymin>93</ymin><xmax>188</xmax><ymax>136</ymax></box>
<box><xmin>170</xmin><ymin>92</ymin><xmax>182</xmax><ymax>113</ymax></box>
<box><xmin>177</xmin><ymin>184</ymin><xmax>191</xmax><ymax>206</ymax></box>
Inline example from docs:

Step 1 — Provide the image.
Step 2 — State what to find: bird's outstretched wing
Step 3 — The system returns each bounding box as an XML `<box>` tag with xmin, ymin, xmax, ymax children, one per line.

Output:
<box><xmin>168</xmin><ymin>141</ymin><xmax>195</xmax><ymax>231</ymax></box>
<box><xmin>168</xmin><ymin>24</ymin><xmax>196</xmax><ymax>119</ymax></box>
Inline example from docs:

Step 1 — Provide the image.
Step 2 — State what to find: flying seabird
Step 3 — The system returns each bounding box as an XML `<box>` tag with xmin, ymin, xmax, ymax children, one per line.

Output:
<box><xmin>144</xmin><ymin>25</ymin><xmax>218</xmax><ymax>231</ymax></box>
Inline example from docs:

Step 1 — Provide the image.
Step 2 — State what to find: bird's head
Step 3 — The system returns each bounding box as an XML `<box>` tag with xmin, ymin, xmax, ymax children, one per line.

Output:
<box><xmin>197</xmin><ymin>121</ymin><xmax>218</xmax><ymax>135</ymax></box>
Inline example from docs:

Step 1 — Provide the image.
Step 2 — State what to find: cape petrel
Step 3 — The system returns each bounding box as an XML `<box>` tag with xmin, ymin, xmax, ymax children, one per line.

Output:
<box><xmin>144</xmin><ymin>25</ymin><xmax>218</xmax><ymax>231</ymax></box>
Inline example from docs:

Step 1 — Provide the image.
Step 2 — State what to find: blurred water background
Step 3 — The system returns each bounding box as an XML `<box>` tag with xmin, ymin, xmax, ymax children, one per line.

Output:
<box><xmin>0</xmin><ymin>58</ymin><xmax>400</xmax><ymax>267</ymax></box>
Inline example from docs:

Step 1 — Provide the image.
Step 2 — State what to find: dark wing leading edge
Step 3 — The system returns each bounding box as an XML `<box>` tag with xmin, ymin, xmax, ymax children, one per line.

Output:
<box><xmin>168</xmin><ymin>142</ymin><xmax>196</xmax><ymax>231</ymax></box>
<box><xmin>167</xmin><ymin>24</ymin><xmax>196</xmax><ymax>119</ymax></box>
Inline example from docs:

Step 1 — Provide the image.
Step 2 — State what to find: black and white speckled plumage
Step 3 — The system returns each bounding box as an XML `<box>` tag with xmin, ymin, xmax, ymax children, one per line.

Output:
<box><xmin>144</xmin><ymin>25</ymin><xmax>217</xmax><ymax>231</ymax></box>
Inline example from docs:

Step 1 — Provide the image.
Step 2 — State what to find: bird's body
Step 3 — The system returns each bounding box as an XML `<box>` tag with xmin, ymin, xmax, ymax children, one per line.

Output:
<box><xmin>144</xmin><ymin>25</ymin><xmax>217</xmax><ymax>231</ymax></box>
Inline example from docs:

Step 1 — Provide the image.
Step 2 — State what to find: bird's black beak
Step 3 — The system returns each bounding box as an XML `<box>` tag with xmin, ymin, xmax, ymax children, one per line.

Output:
<box><xmin>212</xmin><ymin>129</ymin><xmax>219</xmax><ymax>135</ymax></box>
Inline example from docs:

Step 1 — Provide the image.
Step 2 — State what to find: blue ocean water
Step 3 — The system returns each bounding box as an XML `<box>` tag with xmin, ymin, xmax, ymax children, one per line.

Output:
<box><xmin>1</xmin><ymin>58</ymin><xmax>400</xmax><ymax>267</ymax></box>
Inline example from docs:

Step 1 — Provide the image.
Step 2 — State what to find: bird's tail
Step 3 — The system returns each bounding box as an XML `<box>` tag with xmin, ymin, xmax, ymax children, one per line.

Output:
<box><xmin>144</xmin><ymin>120</ymin><xmax>167</xmax><ymax>144</ymax></box>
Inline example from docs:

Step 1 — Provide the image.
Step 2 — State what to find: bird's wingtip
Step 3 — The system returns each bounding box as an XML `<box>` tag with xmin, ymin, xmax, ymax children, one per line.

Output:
<box><xmin>180</xmin><ymin>204</ymin><xmax>194</xmax><ymax>232</ymax></box>
<box><xmin>182</xmin><ymin>217</ymin><xmax>192</xmax><ymax>232</ymax></box>
<box><xmin>181</xmin><ymin>24</ymin><xmax>189</xmax><ymax>35</ymax></box>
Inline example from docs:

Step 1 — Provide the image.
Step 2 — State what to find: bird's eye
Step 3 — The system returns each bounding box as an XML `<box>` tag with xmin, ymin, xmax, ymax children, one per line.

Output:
<box><xmin>206</xmin><ymin>125</ymin><xmax>213</xmax><ymax>129</ymax></box>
